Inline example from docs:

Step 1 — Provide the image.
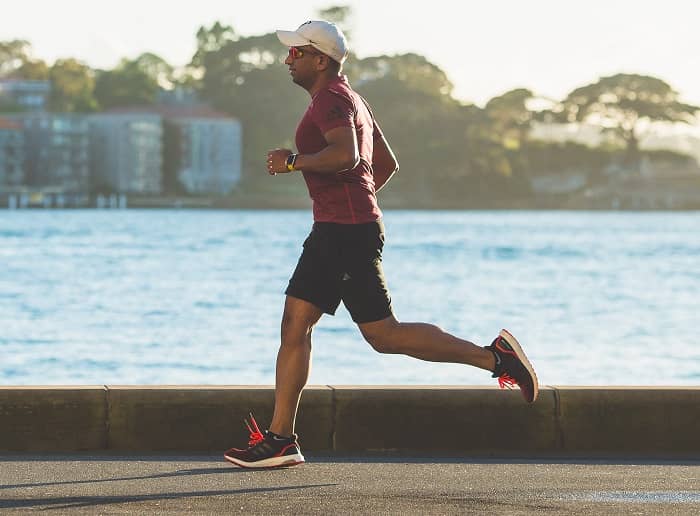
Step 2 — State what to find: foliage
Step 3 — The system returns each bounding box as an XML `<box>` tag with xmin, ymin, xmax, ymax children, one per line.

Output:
<box><xmin>17</xmin><ymin>59</ymin><xmax>49</xmax><ymax>80</ymax></box>
<box><xmin>554</xmin><ymin>74</ymin><xmax>699</xmax><ymax>152</ymax></box>
<box><xmin>0</xmin><ymin>39</ymin><xmax>32</xmax><ymax>77</ymax></box>
<box><xmin>48</xmin><ymin>58</ymin><xmax>97</xmax><ymax>112</ymax></box>
<box><xmin>347</xmin><ymin>53</ymin><xmax>454</xmax><ymax>97</ymax></box>
<box><xmin>484</xmin><ymin>88</ymin><xmax>535</xmax><ymax>149</ymax></box>
<box><xmin>0</xmin><ymin>39</ymin><xmax>49</xmax><ymax>80</ymax></box>
<box><xmin>132</xmin><ymin>52</ymin><xmax>174</xmax><ymax>88</ymax></box>
<box><xmin>94</xmin><ymin>56</ymin><xmax>160</xmax><ymax>109</ymax></box>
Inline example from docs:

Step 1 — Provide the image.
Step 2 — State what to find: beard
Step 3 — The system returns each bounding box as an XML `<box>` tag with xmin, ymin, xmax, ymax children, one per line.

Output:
<box><xmin>290</xmin><ymin>69</ymin><xmax>314</xmax><ymax>91</ymax></box>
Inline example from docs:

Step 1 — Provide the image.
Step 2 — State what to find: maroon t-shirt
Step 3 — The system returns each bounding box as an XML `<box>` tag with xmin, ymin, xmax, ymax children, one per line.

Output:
<box><xmin>295</xmin><ymin>75</ymin><xmax>383</xmax><ymax>224</ymax></box>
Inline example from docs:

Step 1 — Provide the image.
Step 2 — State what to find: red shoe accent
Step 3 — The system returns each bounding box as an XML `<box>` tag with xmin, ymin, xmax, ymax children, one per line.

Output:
<box><xmin>244</xmin><ymin>413</ymin><xmax>264</xmax><ymax>447</ymax></box>
<box><xmin>496</xmin><ymin>373</ymin><xmax>517</xmax><ymax>390</ymax></box>
<box><xmin>492</xmin><ymin>329</ymin><xmax>538</xmax><ymax>403</ymax></box>
<box><xmin>495</xmin><ymin>339</ymin><xmax>517</xmax><ymax>357</ymax></box>
<box><xmin>494</xmin><ymin>338</ymin><xmax>521</xmax><ymax>389</ymax></box>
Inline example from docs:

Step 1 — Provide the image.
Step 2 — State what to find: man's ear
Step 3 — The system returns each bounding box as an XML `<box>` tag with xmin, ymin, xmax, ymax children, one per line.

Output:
<box><xmin>316</xmin><ymin>54</ymin><xmax>330</xmax><ymax>72</ymax></box>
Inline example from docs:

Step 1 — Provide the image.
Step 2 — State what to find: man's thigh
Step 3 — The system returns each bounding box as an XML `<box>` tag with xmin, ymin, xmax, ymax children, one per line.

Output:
<box><xmin>285</xmin><ymin>230</ymin><xmax>343</xmax><ymax>316</ymax></box>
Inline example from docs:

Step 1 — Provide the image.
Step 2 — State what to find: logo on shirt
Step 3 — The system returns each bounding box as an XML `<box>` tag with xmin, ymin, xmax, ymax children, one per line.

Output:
<box><xmin>326</xmin><ymin>105</ymin><xmax>344</xmax><ymax>122</ymax></box>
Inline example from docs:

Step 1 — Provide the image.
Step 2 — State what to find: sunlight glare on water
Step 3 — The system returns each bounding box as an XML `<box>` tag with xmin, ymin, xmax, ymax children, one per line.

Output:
<box><xmin>1</xmin><ymin>210</ymin><xmax>698</xmax><ymax>385</ymax></box>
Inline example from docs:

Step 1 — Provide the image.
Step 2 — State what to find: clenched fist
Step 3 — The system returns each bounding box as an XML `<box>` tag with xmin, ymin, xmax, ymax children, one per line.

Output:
<box><xmin>266</xmin><ymin>148</ymin><xmax>293</xmax><ymax>175</ymax></box>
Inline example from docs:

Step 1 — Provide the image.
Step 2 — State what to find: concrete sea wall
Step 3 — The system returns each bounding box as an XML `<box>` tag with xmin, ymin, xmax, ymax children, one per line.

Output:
<box><xmin>0</xmin><ymin>386</ymin><xmax>698</xmax><ymax>457</ymax></box>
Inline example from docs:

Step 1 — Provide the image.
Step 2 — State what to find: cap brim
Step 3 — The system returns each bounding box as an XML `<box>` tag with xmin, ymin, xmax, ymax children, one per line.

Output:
<box><xmin>276</xmin><ymin>30</ymin><xmax>310</xmax><ymax>47</ymax></box>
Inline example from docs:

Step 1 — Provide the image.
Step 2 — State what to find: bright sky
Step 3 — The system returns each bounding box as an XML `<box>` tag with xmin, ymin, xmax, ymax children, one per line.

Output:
<box><xmin>3</xmin><ymin>0</ymin><xmax>700</xmax><ymax>108</ymax></box>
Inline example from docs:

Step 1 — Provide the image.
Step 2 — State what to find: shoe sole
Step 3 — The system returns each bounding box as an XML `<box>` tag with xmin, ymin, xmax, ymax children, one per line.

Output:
<box><xmin>223</xmin><ymin>452</ymin><xmax>305</xmax><ymax>469</ymax></box>
<box><xmin>499</xmin><ymin>329</ymin><xmax>539</xmax><ymax>403</ymax></box>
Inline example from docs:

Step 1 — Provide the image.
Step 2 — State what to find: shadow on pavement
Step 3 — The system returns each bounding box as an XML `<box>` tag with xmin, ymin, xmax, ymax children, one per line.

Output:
<box><xmin>0</xmin><ymin>484</ymin><xmax>337</xmax><ymax>510</ymax></box>
<box><xmin>0</xmin><ymin>466</ymin><xmax>256</xmax><ymax>490</ymax></box>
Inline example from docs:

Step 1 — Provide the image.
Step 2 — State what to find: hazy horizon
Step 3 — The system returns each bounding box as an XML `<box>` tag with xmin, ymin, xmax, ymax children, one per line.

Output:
<box><xmin>2</xmin><ymin>0</ymin><xmax>700</xmax><ymax>108</ymax></box>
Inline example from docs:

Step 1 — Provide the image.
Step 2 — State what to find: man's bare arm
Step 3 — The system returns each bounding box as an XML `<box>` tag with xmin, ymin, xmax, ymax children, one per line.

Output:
<box><xmin>293</xmin><ymin>126</ymin><xmax>360</xmax><ymax>173</ymax></box>
<box><xmin>372</xmin><ymin>132</ymin><xmax>399</xmax><ymax>192</ymax></box>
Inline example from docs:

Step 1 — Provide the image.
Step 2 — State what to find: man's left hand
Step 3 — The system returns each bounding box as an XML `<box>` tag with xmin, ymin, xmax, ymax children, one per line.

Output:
<box><xmin>266</xmin><ymin>148</ymin><xmax>293</xmax><ymax>175</ymax></box>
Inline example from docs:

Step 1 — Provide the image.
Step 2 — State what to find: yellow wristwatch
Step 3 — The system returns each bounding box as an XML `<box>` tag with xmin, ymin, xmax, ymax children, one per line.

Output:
<box><xmin>285</xmin><ymin>154</ymin><xmax>298</xmax><ymax>172</ymax></box>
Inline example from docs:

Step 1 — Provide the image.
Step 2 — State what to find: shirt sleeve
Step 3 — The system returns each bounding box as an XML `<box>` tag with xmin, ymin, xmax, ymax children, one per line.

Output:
<box><xmin>310</xmin><ymin>90</ymin><xmax>355</xmax><ymax>134</ymax></box>
<box><xmin>372</xmin><ymin>119</ymin><xmax>385</xmax><ymax>141</ymax></box>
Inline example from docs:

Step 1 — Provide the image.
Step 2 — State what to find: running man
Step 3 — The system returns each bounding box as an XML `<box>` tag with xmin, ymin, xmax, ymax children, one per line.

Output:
<box><xmin>224</xmin><ymin>20</ymin><xmax>538</xmax><ymax>469</ymax></box>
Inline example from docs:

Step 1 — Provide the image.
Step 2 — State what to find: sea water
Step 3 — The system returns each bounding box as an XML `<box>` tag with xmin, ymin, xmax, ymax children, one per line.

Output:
<box><xmin>1</xmin><ymin>210</ymin><xmax>698</xmax><ymax>385</ymax></box>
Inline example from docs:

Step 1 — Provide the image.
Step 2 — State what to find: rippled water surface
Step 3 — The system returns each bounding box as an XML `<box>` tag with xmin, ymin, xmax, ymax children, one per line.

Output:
<box><xmin>1</xmin><ymin>210</ymin><xmax>698</xmax><ymax>385</ymax></box>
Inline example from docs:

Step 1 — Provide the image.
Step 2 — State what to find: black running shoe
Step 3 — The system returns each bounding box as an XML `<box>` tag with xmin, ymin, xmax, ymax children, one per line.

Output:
<box><xmin>223</xmin><ymin>414</ymin><xmax>305</xmax><ymax>468</ymax></box>
<box><xmin>485</xmin><ymin>329</ymin><xmax>539</xmax><ymax>403</ymax></box>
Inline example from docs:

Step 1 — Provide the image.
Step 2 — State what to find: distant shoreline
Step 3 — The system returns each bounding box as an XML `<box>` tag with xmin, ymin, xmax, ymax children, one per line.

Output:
<box><xmin>2</xmin><ymin>204</ymin><xmax>700</xmax><ymax>212</ymax></box>
<box><xmin>2</xmin><ymin>192</ymin><xmax>700</xmax><ymax>211</ymax></box>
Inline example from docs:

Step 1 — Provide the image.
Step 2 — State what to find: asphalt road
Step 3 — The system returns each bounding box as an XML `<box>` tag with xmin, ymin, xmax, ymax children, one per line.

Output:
<box><xmin>1</xmin><ymin>455</ymin><xmax>699</xmax><ymax>514</ymax></box>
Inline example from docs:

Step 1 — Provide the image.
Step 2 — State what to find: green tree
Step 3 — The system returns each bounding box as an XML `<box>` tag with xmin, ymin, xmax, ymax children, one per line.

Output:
<box><xmin>0</xmin><ymin>40</ymin><xmax>31</xmax><ymax>77</ymax></box>
<box><xmin>347</xmin><ymin>53</ymin><xmax>454</xmax><ymax>97</ymax></box>
<box><xmin>555</xmin><ymin>74</ymin><xmax>699</xmax><ymax>155</ymax></box>
<box><xmin>484</xmin><ymin>88</ymin><xmax>535</xmax><ymax>150</ymax></box>
<box><xmin>133</xmin><ymin>52</ymin><xmax>174</xmax><ymax>88</ymax></box>
<box><xmin>0</xmin><ymin>39</ymin><xmax>49</xmax><ymax>80</ymax></box>
<box><xmin>48</xmin><ymin>58</ymin><xmax>97</xmax><ymax>112</ymax></box>
<box><xmin>353</xmin><ymin>54</ymin><xmax>526</xmax><ymax>203</ymax></box>
<box><xmin>351</xmin><ymin>55</ymin><xmax>462</xmax><ymax>196</ymax></box>
<box><xmin>94</xmin><ymin>58</ymin><xmax>159</xmax><ymax>109</ymax></box>
<box><xmin>191</xmin><ymin>22</ymin><xmax>236</xmax><ymax>69</ymax></box>
<box><xmin>17</xmin><ymin>59</ymin><xmax>49</xmax><ymax>80</ymax></box>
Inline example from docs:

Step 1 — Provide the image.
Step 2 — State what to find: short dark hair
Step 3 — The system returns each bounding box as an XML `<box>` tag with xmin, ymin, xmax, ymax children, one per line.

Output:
<box><xmin>326</xmin><ymin>56</ymin><xmax>341</xmax><ymax>73</ymax></box>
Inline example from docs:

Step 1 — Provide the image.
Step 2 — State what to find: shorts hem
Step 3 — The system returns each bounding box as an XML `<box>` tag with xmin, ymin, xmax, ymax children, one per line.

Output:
<box><xmin>284</xmin><ymin>289</ymin><xmax>338</xmax><ymax>316</ymax></box>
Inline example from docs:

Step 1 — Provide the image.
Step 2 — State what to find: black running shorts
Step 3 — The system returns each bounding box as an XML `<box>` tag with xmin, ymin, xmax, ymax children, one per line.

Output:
<box><xmin>285</xmin><ymin>220</ymin><xmax>393</xmax><ymax>323</ymax></box>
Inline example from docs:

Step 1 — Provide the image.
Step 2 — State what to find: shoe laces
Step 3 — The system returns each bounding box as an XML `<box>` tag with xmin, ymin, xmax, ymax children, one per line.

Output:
<box><xmin>497</xmin><ymin>373</ymin><xmax>518</xmax><ymax>390</ymax></box>
<box><xmin>244</xmin><ymin>413</ymin><xmax>265</xmax><ymax>447</ymax></box>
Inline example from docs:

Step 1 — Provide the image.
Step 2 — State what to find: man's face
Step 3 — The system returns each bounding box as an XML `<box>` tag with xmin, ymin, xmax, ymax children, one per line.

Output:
<box><xmin>284</xmin><ymin>45</ymin><xmax>324</xmax><ymax>88</ymax></box>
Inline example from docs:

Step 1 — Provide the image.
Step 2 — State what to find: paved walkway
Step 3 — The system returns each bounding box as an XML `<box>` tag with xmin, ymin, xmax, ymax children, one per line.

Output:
<box><xmin>1</xmin><ymin>455</ymin><xmax>699</xmax><ymax>514</ymax></box>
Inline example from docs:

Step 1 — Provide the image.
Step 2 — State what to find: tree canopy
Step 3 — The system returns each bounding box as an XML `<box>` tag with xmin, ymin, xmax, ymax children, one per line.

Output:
<box><xmin>94</xmin><ymin>55</ymin><xmax>161</xmax><ymax>110</ymax></box>
<box><xmin>0</xmin><ymin>40</ymin><xmax>32</xmax><ymax>77</ymax></box>
<box><xmin>48</xmin><ymin>58</ymin><xmax>97</xmax><ymax>112</ymax></box>
<box><xmin>555</xmin><ymin>74</ymin><xmax>699</xmax><ymax>153</ymax></box>
<box><xmin>485</xmin><ymin>88</ymin><xmax>535</xmax><ymax>149</ymax></box>
<box><xmin>0</xmin><ymin>39</ymin><xmax>49</xmax><ymax>80</ymax></box>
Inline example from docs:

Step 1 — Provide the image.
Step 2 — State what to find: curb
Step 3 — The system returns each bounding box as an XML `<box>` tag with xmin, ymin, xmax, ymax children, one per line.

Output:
<box><xmin>0</xmin><ymin>386</ymin><xmax>698</xmax><ymax>457</ymax></box>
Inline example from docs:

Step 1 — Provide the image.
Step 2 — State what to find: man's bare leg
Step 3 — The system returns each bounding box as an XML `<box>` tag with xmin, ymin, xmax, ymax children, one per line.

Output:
<box><xmin>268</xmin><ymin>296</ymin><xmax>323</xmax><ymax>437</ymax></box>
<box><xmin>358</xmin><ymin>316</ymin><xmax>496</xmax><ymax>371</ymax></box>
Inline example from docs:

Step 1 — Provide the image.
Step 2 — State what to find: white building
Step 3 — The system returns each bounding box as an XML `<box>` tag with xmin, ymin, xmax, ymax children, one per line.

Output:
<box><xmin>89</xmin><ymin>112</ymin><xmax>163</xmax><ymax>194</ymax></box>
<box><xmin>8</xmin><ymin>113</ymin><xmax>90</xmax><ymax>191</ymax></box>
<box><xmin>162</xmin><ymin>106</ymin><xmax>242</xmax><ymax>195</ymax></box>
<box><xmin>0</xmin><ymin>117</ymin><xmax>24</xmax><ymax>189</ymax></box>
<box><xmin>0</xmin><ymin>79</ymin><xmax>50</xmax><ymax>112</ymax></box>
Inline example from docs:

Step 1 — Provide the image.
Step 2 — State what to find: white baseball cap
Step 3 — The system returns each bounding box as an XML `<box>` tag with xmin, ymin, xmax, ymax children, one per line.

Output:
<box><xmin>276</xmin><ymin>20</ymin><xmax>349</xmax><ymax>64</ymax></box>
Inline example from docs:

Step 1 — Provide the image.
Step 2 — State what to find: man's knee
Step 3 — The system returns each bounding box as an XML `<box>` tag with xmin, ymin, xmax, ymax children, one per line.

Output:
<box><xmin>281</xmin><ymin>309</ymin><xmax>312</xmax><ymax>340</ymax></box>
<box><xmin>281</xmin><ymin>297</ymin><xmax>322</xmax><ymax>342</ymax></box>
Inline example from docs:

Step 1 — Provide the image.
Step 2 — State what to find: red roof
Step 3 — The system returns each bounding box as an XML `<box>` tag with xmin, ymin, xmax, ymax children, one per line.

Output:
<box><xmin>104</xmin><ymin>104</ymin><xmax>235</xmax><ymax>120</ymax></box>
<box><xmin>0</xmin><ymin>117</ymin><xmax>22</xmax><ymax>130</ymax></box>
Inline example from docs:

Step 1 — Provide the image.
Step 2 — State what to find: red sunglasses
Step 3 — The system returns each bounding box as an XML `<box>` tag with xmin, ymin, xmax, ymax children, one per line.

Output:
<box><xmin>288</xmin><ymin>46</ymin><xmax>321</xmax><ymax>60</ymax></box>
